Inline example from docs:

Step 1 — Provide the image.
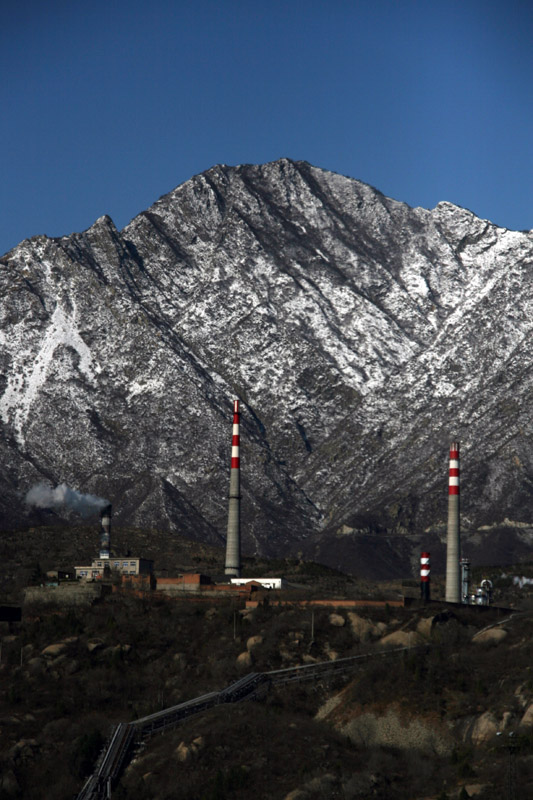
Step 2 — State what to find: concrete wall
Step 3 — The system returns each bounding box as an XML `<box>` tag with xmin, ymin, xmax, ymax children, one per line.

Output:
<box><xmin>23</xmin><ymin>584</ymin><xmax>107</xmax><ymax>606</ymax></box>
<box><xmin>245</xmin><ymin>599</ymin><xmax>405</xmax><ymax>609</ymax></box>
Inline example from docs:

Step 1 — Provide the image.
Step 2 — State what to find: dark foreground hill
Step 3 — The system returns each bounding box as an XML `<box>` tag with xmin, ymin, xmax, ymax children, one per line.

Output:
<box><xmin>2</xmin><ymin>564</ymin><xmax>533</xmax><ymax>799</ymax></box>
<box><xmin>2</xmin><ymin>159</ymin><xmax>533</xmax><ymax>575</ymax></box>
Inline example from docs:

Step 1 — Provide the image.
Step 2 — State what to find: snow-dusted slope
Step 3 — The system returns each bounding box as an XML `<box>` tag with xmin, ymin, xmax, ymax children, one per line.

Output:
<box><xmin>1</xmin><ymin>159</ymin><xmax>533</xmax><ymax>576</ymax></box>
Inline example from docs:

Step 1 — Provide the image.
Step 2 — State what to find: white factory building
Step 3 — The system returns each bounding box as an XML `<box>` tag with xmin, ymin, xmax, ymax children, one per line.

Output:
<box><xmin>75</xmin><ymin>557</ymin><xmax>153</xmax><ymax>581</ymax></box>
<box><xmin>230</xmin><ymin>577</ymin><xmax>286</xmax><ymax>590</ymax></box>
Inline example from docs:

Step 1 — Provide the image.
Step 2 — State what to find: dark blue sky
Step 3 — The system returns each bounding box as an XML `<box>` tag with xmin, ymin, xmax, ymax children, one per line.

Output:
<box><xmin>2</xmin><ymin>0</ymin><xmax>532</xmax><ymax>256</ymax></box>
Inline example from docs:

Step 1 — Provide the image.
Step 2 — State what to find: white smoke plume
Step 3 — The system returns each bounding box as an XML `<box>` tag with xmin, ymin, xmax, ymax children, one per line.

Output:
<box><xmin>513</xmin><ymin>575</ymin><xmax>533</xmax><ymax>589</ymax></box>
<box><xmin>25</xmin><ymin>482</ymin><xmax>109</xmax><ymax>518</ymax></box>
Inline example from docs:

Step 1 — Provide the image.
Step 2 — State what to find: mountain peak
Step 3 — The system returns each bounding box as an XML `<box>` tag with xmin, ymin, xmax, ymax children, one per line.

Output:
<box><xmin>2</xmin><ymin>161</ymin><xmax>533</xmax><ymax>577</ymax></box>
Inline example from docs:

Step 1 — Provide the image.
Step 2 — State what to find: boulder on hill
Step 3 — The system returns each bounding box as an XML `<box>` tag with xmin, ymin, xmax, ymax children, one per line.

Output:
<box><xmin>175</xmin><ymin>741</ymin><xmax>191</xmax><ymax>762</ymax></box>
<box><xmin>334</xmin><ymin>704</ymin><xmax>453</xmax><ymax>756</ymax></box>
<box><xmin>236</xmin><ymin>650</ymin><xmax>253</xmax><ymax>668</ymax></box>
<box><xmin>519</xmin><ymin>702</ymin><xmax>533</xmax><ymax>727</ymax></box>
<box><xmin>26</xmin><ymin>657</ymin><xmax>45</xmax><ymax>675</ymax></box>
<box><xmin>41</xmin><ymin>642</ymin><xmax>68</xmax><ymax>658</ymax></box>
<box><xmin>347</xmin><ymin>613</ymin><xmax>382</xmax><ymax>641</ymax></box>
<box><xmin>415</xmin><ymin>610</ymin><xmax>463</xmax><ymax>639</ymax></box>
<box><xmin>472</xmin><ymin>628</ymin><xmax>508</xmax><ymax>645</ymax></box>
<box><xmin>87</xmin><ymin>639</ymin><xmax>105</xmax><ymax>653</ymax></box>
<box><xmin>246</xmin><ymin>634</ymin><xmax>263</xmax><ymax>651</ymax></box>
<box><xmin>283</xmin><ymin>773</ymin><xmax>338</xmax><ymax>799</ymax></box>
<box><xmin>514</xmin><ymin>683</ymin><xmax>530</xmax><ymax>709</ymax></box>
<box><xmin>463</xmin><ymin>785</ymin><xmax>487</xmax><ymax>797</ymax></box>
<box><xmin>416</xmin><ymin>616</ymin><xmax>434</xmax><ymax>637</ymax></box>
<box><xmin>8</xmin><ymin>738</ymin><xmax>40</xmax><ymax>764</ymax></box>
<box><xmin>469</xmin><ymin>711</ymin><xmax>499</xmax><ymax>744</ymax></box>
<box><xmin>379</xmin><ymin>630</ymin><xmax>421</xmax><ymax>648</ymax></box>
<box><xmin>322</xmin><ymin>642</ymin><xmax>339</xmax><ymax>661</ymax></box>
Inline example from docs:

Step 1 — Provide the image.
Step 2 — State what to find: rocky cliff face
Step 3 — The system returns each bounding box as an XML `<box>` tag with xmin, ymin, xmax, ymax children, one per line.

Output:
<box><xmin>1</xmin><ymin>159</ymin><xmax>533</xmax><ymax>576</ymax></box>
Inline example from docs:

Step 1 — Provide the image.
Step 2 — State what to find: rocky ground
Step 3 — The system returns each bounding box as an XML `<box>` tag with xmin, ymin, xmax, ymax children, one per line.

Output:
<box><xmin>2</xmin><ymin>546</ymin><xmax>533</xmax><ymax>799</ymax></box>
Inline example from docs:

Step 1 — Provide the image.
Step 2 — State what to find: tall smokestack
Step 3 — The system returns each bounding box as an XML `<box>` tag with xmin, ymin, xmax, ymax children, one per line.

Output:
<box><xmin>225</xmin><ymin>400</ymin><xmax>241</xmax><ymax>577</ymax></box>
<box><xmin>445</xmin><ymin>442</ymin><xmax>460</xmax><ymax>602</ymax></box>
<box><xmin>99</xmin><ymin>504</ymin><xmax>112</xmax><ymax>560</ymax></box>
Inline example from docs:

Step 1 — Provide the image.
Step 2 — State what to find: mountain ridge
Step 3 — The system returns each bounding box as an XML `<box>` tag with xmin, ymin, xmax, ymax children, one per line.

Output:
<box><xmin>1</xmin><ymin>159</ymin><xmax>533</xmax><ymax>577</ymax></box>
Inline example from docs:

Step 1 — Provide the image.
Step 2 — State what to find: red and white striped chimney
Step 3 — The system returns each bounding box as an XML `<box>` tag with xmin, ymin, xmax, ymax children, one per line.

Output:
<box><xmin>445</xmin><ymin>441</ymin><xmax>460</xmax><ymax>602</ymax></box>
<box><xmin>420</xmin><ymin>552</ymin><xmax>430</xmax><ymax>602</ymax></box>
<box><xmin>231</xmin><ymin>400</ymin><xmax>240</xmax><ymax>470</ymax></box>
<box><xmin>225</xmin><ymin>400</ymin><xmax>241</xmax><ymax>577</ymax></box>
<box><xmin>448</xmin><ymin>443</ymin><xmax>460</xmax><ymax>496</ymax></box>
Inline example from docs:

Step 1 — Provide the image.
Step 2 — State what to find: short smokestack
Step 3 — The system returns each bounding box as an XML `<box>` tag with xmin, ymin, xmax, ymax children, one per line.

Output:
<box><xmin>225</xmin><ymin>400</ymin><xmax>241</xmax><ymax>577</ymax></box>
<box><xmin>420</xmin><ymin>552</ymin><xmax>430</xmax><ymax>603</ymax></box>
<box><xmin>445</xmin><ymin>442</ymin><xmax>460</xmax><ymax>602</ymax></box>
<box><xmin>99</xmin><ymin>504</ymin><xmax>112</xmax><ymax>560</ymax></box>
<box><xmin>460</xmin><ymin>558</ymin><xmax>470</xmax><ymax>604</ymax></box>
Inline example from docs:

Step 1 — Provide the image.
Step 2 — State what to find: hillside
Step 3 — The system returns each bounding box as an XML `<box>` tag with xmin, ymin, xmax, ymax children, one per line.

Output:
<box><xmin>2</xmin><ymin>557</ymin><xmax>533</xmax><ymax>799</ymax></box>
<box><xmin>2</xmin><ymin>159</ymin><xmax>533</xmax><ymax>575</ymax></box>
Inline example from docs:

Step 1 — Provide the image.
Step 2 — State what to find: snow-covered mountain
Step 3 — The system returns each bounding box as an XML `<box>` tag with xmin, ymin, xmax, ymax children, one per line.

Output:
<box><xmin>2</xmin><ymin>159</ymin><xmax>533</xmax><ymax>577</ymax></box>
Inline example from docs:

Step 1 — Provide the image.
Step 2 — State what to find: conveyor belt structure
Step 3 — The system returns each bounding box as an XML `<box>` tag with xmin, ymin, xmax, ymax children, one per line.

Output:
<box><xmin>76</xmin><ymin>645</ymin><xmax>423</xmax><ymax>799</ymax></box>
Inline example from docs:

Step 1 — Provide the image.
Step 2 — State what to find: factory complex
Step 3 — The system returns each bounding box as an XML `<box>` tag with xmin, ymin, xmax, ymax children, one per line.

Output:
<box><xmin>28</xmin><ymin>402</ymin><xmax>495</xmax><ymax>609</ymax></box>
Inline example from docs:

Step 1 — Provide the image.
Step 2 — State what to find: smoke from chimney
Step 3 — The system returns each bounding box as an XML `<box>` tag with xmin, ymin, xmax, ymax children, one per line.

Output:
<box><xmin>99</xmin><ymin>504</ymin><xmax>112</xmax><ymax>559</ymax></box>
<box><xmin>25</xmin><ymin>482</ymin><xmax>109</xmax><ymax>518</ymax></box>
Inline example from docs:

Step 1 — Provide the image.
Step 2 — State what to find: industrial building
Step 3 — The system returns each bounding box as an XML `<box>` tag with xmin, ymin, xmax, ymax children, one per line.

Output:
<box><xmin>75</xmin><ymin>557</ymin><xmax>154</xmax><ymax>581</ymax></box>
<box><xmin>230</xmin><ymin>577</ymin><xmax>286</xmax><ymax>590</ymax></box>
<box><xmin>74</xmin><ymin>505</ymin><xmax>153</xmax><ymax>581</ymax></box>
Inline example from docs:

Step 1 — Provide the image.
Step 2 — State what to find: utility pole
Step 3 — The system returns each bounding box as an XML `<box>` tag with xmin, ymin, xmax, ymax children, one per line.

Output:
<box><xmin>507</xmin><ymin>735</ymin><xmax>516</xmax><ymax>800</ymax></box>
<box><xmin>497</xmin><ymin>731</ymin><xmax>517</xmax><ymax>800</ymax></box>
